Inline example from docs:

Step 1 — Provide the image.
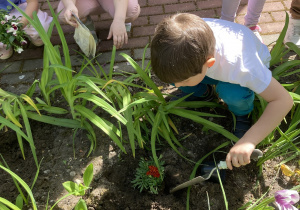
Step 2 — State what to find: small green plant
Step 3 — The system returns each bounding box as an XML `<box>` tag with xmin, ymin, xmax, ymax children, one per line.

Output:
<box><xmin>50</xmin><ymin>163</ymin><xmax>94</xmax><ymax>210</ymax></box>
<box><xmin>132</xmin><ymin>156</ymin><xmax>165</xmax><ymax>194</ymax></box>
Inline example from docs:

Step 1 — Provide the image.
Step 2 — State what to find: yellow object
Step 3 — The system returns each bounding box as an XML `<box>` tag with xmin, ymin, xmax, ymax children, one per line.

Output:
<box><xmin>280</xmin><ymin>164</ymin><xmax>294</xmax><ymax>177</ymax></box>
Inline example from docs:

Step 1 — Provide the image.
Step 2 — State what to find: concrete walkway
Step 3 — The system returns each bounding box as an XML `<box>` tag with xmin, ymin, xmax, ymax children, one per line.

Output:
<box><xmin>0</xmin><ymin>0</ymin><xmax>292</xmax><ymax>93</ymax></box>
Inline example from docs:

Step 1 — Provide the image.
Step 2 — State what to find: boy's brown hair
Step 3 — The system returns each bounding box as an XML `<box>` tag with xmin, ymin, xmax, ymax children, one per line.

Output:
<box><xmin>151</xmin><ymin>13</ymin><xmax>216</xmax><ymax>83</ymax></box>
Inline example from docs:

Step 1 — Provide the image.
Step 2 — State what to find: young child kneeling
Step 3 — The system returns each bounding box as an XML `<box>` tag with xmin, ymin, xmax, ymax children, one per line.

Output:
<box><xmin>0</xmin><ymin>0</ymin><xmax>53</xmax><ymax>60</ymax></box>
<box><xmin>150</xmin><ymin>13</ymin><xmax>293</xmax><ymax>170</ymax></box>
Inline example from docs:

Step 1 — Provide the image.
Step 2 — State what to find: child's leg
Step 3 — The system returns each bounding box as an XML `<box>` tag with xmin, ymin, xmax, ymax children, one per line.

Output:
<box><xmin>57</xmin><ymin>0</ymin><xmax>103</xmax><ymax>23</ymax></box>
<box><xmin>97</xmin><ymin>0</ymin><xmax>140</xmax><ymax>22</ymax></box>
<box><xmin>220</xmin><ymin>0</ymin><xmax>241</xmax><ymax>22</ymax></box>
<box><xmin>178</xmin><ymin>76</ymin><xmax>219</xmax><ymax>97</ymax></box>
<box><xmin>216</xmin><ymin>82</ymin><xmax>254</xmax><ymax>116</ymax></box>
<box><xmin>244</xmin><ymin>0</ymin><xmax>266</xmax><ymax>26</ymax></box>
<box><xmin>10</xmin><ymin>3</ymin><xmax>53</xmax><ymax>46</ymax></box>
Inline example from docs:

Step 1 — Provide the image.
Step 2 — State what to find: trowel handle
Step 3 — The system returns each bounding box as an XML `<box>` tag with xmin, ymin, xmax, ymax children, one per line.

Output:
<box><xmin>250</xmin><ymin>149</ymin><xmax>263</xmax><ymax>161</ymax></box>
<box><xmin>217</xmin><ymin>149</ymin><xmax>263</xmax><ymax>169</ymax></box>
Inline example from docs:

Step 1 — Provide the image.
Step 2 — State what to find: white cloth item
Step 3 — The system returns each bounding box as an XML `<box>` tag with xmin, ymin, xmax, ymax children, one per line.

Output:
<box><xmin>204</xmin><ymin>18</ymin><xmax>272</xmax><ymax>94</ymax></box>
<box><xmin>9</xmin><ymin>3</ymin><xmax>53</xmax><ymax>41</ymax></box>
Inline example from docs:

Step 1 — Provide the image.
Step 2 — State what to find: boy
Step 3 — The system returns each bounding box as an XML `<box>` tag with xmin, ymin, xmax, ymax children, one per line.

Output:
<box><xmin>150</xmin><ymin>13</ymin><xmax>293</xmax><ymax>170</ymax></box>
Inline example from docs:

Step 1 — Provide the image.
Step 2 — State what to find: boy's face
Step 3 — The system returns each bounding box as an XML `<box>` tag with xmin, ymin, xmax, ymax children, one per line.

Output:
<box><xmin>174</xmin><ymin>63</ymin><xmax>209</xmax><ymax>88</ymax></box>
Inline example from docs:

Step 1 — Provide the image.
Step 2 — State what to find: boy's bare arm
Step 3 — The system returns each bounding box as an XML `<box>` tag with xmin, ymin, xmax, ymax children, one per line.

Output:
<box><xmin>226</xmin><ymin>77</ymin><xmax>293</xmax><ymax>170</ymax></box>
<box><xmin>20</xmin><ymin>0</ymin><xmax>39</xmax><ymax>27</ymax></box>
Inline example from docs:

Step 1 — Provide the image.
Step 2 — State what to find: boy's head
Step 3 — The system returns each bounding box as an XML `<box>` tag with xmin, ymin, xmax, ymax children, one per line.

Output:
<box><xmin>151</xmin><ymin>13</ymin><xmax>216</xmax><ymax>85</ymax></box>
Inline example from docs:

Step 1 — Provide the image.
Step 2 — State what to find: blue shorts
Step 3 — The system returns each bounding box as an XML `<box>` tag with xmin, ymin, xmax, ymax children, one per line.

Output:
<box><xmin>178</xmin><ymin>76</ymin><xmax>255</xmax><ymax>116</ymax></box>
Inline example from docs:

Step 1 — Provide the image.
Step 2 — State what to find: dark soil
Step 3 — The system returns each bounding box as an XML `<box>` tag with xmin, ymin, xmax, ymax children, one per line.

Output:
<box><xmin>0</xmin><ymin>97</ymin><xmax>298</xmax><ymax>210</ymax></box>
<box><xmin>0</xmin><ymin>53</ymin><xmax>299</xmax><ymax>210</ymax></box>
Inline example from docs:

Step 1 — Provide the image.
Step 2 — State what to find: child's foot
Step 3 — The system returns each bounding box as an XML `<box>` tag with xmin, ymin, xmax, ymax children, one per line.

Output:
<box><xmin>170</xmin><ymin>84</ymin><xmax>214</xmax><ymax>102</ymax></box>
<box><xmin>31</xmin><ymin>38</ymin><xmax>44</xmax><ymax>47</ymax></box>
<box><xmin>247</xmin><ymin>25</ymin><xmax>263</xmax><ymax>43</ymax></box>
<box><xmin>0</xmin><ymin>46</ymin><xmax>13</xmax><ymax>60</ymax></box>
<box><xmin>233</xmin><ymin>115</ymin><xmax>252</xmax><ymax>139</ymax></box>
<box><xmin>284</xmin><ymin>18</ymin><xmax>300</xmax><ymax>47</ymax></box>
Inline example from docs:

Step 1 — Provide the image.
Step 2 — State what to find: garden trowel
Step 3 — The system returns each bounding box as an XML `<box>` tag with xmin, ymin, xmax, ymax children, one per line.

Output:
<box><xmin>170</xmin><ymin>149</ymin><xmax>263</xmax><ymax>193</ymax></box>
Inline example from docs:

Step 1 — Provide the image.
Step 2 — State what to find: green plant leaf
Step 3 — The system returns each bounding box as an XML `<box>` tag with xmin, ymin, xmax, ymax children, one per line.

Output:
<box><xmin>74</xmin><ymin>198</ymin><xmax>88</xmax><ymax>210</ymax></box>
<box><xmin>2</xmin><ymin>100</ymin><xmax>22</xmax><ymax>127</ymax></box>
<box><xmin>15</xmin><ymin>194</ymin><xmax>23</xmax><ymax>209</ymax></box>
<box><xmin>0</xmin><ymin>165</ymin><xmax>37</xmax><ymax>210</ymax></box>
<box><xmin>83</xmin><ymin>164</ymin><xmax>93</xmax><ymax>187</ymax></box>
<box><xmin>0</xmin><ymin>200</ymin><xmax>18</xmax><ymax>210</ymax></box>
<box><xmin>62</xmin><ymin>181</ymin><xmax>82</xmax><ymax>196</ymax></box>
<box><xmin>74</xmin><ymin>105</ymin><xmax>126</xmax><ymax>153</ymax></box>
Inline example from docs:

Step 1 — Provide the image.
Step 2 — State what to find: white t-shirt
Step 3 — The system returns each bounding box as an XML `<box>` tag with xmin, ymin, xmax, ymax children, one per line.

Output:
<box><xmin>204</xmin><ymin>18</ymin><xmax>272</xmax><ymax>94</ymax></box>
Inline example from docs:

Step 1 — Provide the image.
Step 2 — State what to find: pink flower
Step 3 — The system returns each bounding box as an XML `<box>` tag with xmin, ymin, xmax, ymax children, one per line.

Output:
<box><xmin>275</xmin><ymin>190</ymin><xmax>299</xmax><ymax>210</ymax></box>
<box><xmin>1</xmin><ymin>20</ymin><xmax>6</xmax><ymax>25</ymax></box>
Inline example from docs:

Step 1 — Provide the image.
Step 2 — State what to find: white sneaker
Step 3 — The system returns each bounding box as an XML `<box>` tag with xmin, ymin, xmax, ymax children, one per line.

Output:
<box><xmin>247</xmin><ymin>25</ymin><xmax>263</xmax><ymax>43</ymax></box>
<box><xmin>284</xmin><ymin>18</ymin><xmax>300</xmax><ymax>47</ymax></box>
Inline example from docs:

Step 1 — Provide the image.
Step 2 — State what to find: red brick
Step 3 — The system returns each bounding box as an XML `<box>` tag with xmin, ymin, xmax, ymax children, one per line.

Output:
<box><xmin>271</xmin><ymin>11</ymin><xmax>287</xmax><ymax>21</ymax></box>
<box><xmin>263</xmin><ymin>2</ymin><xmax>285</xmax><ymax>12</ymax></box>
<box><xmin>197</xmin><ymin>0</ymin><xmax>222</xmax><ymax>10</ymax></box>
<box><xmin>52</xmin><ymin>24</ymin><xmax>75</xmax><ymax>36</ymax></box>
<box><xmin>122</xmin><ymin>37</ymin><xmax>150</xmax><ymax>49</ymax></box>
<box><xmin>133</xmin><ymin>16</ymin><xmax>149</xmax><ymax>26</ymax></box>
<box><xmin>50</xmin><ymin>34</ymin><xmax>76</xmax><ymax>45</ymax></box>
<box><xmin>149</xmin><ymin>14</ymin><xmax>170</xmax><ymax>25</ymax></box>
<box><xmin>133</xmin><ymin>25</ymin><xmax>156</xmax><ymax>37</ymax></box>
<box><xmin>139</xmin><ymin>0</ymin><xmax>147</xmax><ymax>7</ymax></box>
<box><xmin>191</xmin><ymin>9</ymin><xmax>217</xmax><ymax>18</ymax></box>
<box><xmin>148</xmin><ymin>0</ymin><xmax>178</xmax><ymax>6</ymax></box>
<box><xmin>12</xmin><ymin>47</ymin><xmax>44</xmax><ymax>61</ymax></box>
<box><xmin>140</xmin><ymin>6</ymin><xmax>164</xmax><ymax>16</ymax></box>
<box><xmin>164</xmin><ymin>2</ymin><xmax>197</xmax><ymax>13</ymax></box>
<box><xmin>94</xmin><ymin>20</ymin><xmax>112</xmax><ymax>30</ymax></box>
<box><xmin>260</xmin><ymin>22</ymin><xmax>285</xmax><ymax>34</ymax></box>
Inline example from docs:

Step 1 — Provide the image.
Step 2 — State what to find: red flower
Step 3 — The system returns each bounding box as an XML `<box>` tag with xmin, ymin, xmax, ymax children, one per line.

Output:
<box><xmin>146</xmin><ymin>165</ymin><xmax>160</xmax><ymax>178</ymax></box>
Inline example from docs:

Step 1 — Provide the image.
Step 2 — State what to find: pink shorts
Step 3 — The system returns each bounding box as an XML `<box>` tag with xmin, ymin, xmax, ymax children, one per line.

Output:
<box><xmin>57</xmin><ymin>0</ymin><xmax>140</xmax><ymax>22</ymax></box>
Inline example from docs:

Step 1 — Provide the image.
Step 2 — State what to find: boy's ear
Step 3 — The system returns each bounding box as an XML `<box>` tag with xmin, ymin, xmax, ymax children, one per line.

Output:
<box><xmin>206</xmin><ymin>57</ymin><xmax>215</xmax><ymax>68</ymax></box>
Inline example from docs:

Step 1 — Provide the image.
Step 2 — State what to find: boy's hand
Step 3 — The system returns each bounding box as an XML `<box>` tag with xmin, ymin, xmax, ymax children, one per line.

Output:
<box><xmin>226</xmin><ymin>141</ymin><xmax>256</xmax><ymax>170</ymax></box>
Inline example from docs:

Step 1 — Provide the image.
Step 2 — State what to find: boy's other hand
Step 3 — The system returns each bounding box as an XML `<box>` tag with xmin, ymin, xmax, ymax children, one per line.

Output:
<box><xmin>226</xmin><ymin>141</ymin><xmax>256</xmax><ymax>170</ymax></box>
<box><xmin>64</xmin><ymin>5</ymin><xmax>78</xmax><ymax>28</ymax></box>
